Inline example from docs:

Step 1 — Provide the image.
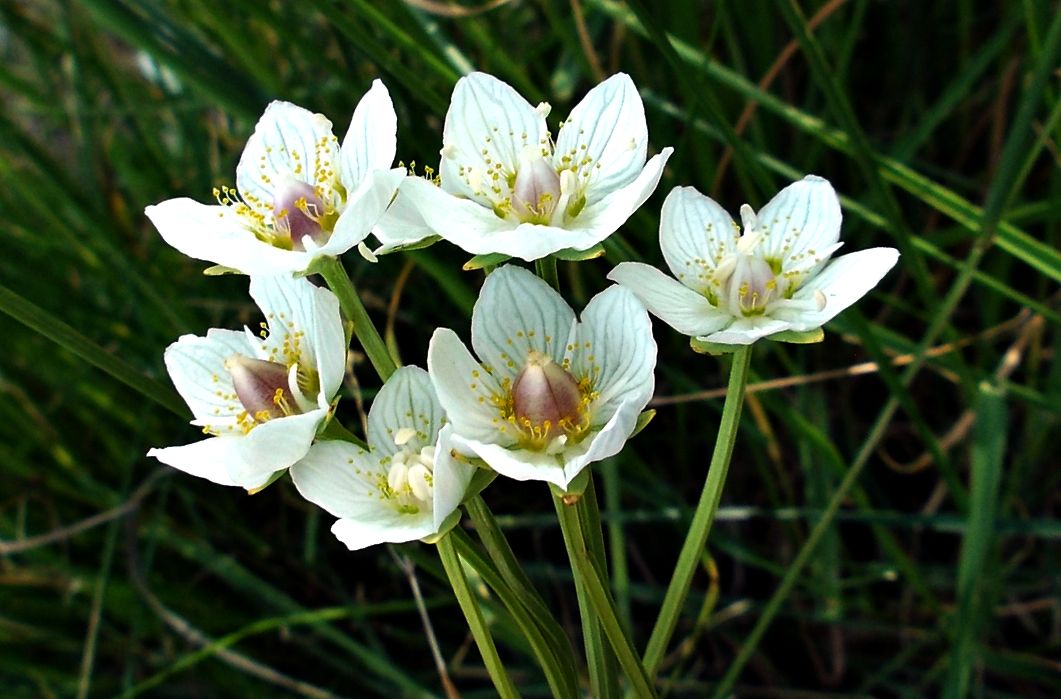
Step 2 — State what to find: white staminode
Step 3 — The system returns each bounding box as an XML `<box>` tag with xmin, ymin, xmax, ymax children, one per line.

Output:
<box><xmin>290</xmin><ymin>367</ymin><xmax>475</xmax><ymax>551</ymax></box>
<box><xmin>145</xmin><ymin>80</ymin><xmax>406</xmax><ymax>274</ymax></box>
<box><xmin>397</xmin><ymin>71</ymin><xmax>674</xmax><ymax>261</ymax></box>
<box><xmin>427</xmin><ymin>265</ymin><xmax>656</xmax><ymax>490</ymax></box>
<box><xmin>147</xmin><ymin>275</ymin><xmax>345</xmax><ymax>490</ymax></box>
<box><xmin>609</xmin><ymin>176</ymin><xmax>900</xmax><ymax>345</ymax></box>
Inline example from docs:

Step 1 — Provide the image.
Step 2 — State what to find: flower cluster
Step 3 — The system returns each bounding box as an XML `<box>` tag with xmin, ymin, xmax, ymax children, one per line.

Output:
<box><xmin>146</xmin><ymin>71</ymin><xmax>897</xmax><ymax>553</ymax></box>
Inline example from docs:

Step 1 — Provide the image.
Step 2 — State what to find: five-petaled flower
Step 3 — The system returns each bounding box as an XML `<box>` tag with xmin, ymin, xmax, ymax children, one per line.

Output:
<box><xmin>146</xmin><ymin>81</ymin><xmax>405</xmax><ymax>274</ymax></box>
<box><xmin>291</xmin><ymin>366</ymin><xmax>475</xmax><ymax>550</ymax></box>
<box><xmin>428</xmin><ymin>265</ymin><xmax>656</xmax><ymax>490</ymax></box>
<box><xmin>609</xmin><ymin>176</ymin><xmax>900</xmax><ymax>345</ymax></box>
<box><xmin>148</xmin><ymin>275</ymin><xmax>345</xmax><ymax>490</ymax></box>
<box><xmin>399</xmin><ymin>71</ymin><xmax>674</xmax><ymax>261</ymax></box>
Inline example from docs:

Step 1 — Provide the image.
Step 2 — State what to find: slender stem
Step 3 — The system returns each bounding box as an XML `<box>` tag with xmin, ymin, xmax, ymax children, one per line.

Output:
<box><xmin>317</xmin><ymin>256</ymin><xmax>397</xmax><ymax>381</ymax></box>
<box><xmin>436</xmin><ymin>535</ymin><xmax>522</xmax><ymax>699</ymax></box>
<box><xmin>464</xmin><ymin>495</ymin><xmax>579</xmax><ymax>679</ymax></box>
<box><xmin>534</xmin><ymin>256</ymin><xmax>560</xmax><ymax>291</ymax></box>
<box><xmin>643</xmin><ymin>345</ymin><xmax>753</xmax><ymax>679</ymax></box>
<box><xmin>576</xmin><ymin>472</ymin><xmax>620</xmax><ymax>696</ymax></box>
<box><xmin>554</xmin><ymin>494</ymin><xmax>658</xmax><ymax>699</ymax></box>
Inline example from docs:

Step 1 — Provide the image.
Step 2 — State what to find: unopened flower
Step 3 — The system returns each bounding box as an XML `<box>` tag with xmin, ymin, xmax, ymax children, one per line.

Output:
<box><xmin>401</xmin><ymin>72</ymin><xmax>673</xmax><ymax>261</ymax></box>
<box><xmin>146</xmin><ymin>81</ymin><xmax>405</xmax><ymax>274</ymax></box>
<box><xmin>290</xmin><ymin>367</ymin><xmax>474</xmax><ymax>550</ymax></box>
<box><xmin>428</xmin><ymin>265</ymin><xmax>656</xmax><ymax>489</ymax></box>
<box><xmin>609</xmin><ymin>176</ymin><xmax>900</xmax><ymax>345</ymax></box>
<box><xmin>148</xmin><ymin>275</ymin><xmax>345</xmax><ymax>489</ymax></box>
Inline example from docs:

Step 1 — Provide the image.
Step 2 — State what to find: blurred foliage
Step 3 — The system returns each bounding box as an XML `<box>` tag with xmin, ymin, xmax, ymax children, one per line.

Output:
<box><xmin>0</xmin><ymin>0</ymin><xmax>1059</xmax><ymax>697</ymax></box>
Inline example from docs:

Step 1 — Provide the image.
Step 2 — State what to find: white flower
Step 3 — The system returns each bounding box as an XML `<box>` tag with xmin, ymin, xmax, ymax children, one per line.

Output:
<box><xmin>146</xmin><ymin>81</ymin><xmax>406</xmax><ymax>274</ymax></box>
<box><xmin>400</xmin><ymin>72</ymin><xmax>674</xmax><ymax>262</ymax></box>
<box><xmin>608</xmin><ymin>176</ymin><xmax>900</xmax><ymax>345</ymax></box>
<box><xmin>148</xmin><ymin>275</ymin><xmax>345</xmax><ymax>490</ymax></box>
<box><xmin>428</xmin><ymin>265</ymin><xmax>656</xmax><ymax>490</ymax></box>
<box><xmin>290</xmin><ymin>366</ymin><xmax>475</xmax><ymax>550</ymax></box>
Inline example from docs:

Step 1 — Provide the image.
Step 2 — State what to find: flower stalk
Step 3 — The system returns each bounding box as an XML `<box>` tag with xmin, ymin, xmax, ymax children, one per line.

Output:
<box><xmin>317</xmin><ymin>255</ymin><xmax>397</xmax><ymax>381</ymax></box>
<box><xmin>641</xmin><ymin>345</ymin><xmax>752</xmax><ymax>679</ymax></box>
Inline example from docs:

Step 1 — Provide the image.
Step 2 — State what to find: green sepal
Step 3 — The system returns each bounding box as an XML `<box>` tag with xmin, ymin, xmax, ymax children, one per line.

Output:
<box><xmin>203</xmin><ymin>264</ymin><xmax>243</xmax><ymax>276</ymax></box>
<box><xmin>461</xmin><ymin>467</ymin><xmax>498</xmax><ymax>505</ymax></box>
<box><xmin>421</xmin><ymin>509</ymin><xmax>462</xmax><ymax>545</ymax></box>
<box><xmin>549</xmin><ymin>467</ymin><xmax>590</xmax><ymax>503</ymax></box>
<box><xmin>380</xmin><ymin>235</ymin><xmax>441</xmax><ymax>254</ymax></box>
<box><xmin>463</xmin><ymin>252</ymin><xmax>511</xmax><ymax>271</ymax></box>
<box><xmin>553</xmin><ymin>243</ymin><xmax>605</xmax><ymax>262</ymax></box>
<box><xmin>767</xmin><ymin>327</ymin><xmax>825</xmax><ymax>344</ymax></box>
<box><xmin>630</xmin><ymin>408</ymin><xmax>656</xmax><ymax>439</ymax></box>
<box><xmin>246</xmin><ymin>469</ymin><xmax>286</xmax><ymax>495</ymax></box>
<box><xmin>690</xmin><ymin>337</ymin><xmax>740</xmax><ymax>355</ymax></box>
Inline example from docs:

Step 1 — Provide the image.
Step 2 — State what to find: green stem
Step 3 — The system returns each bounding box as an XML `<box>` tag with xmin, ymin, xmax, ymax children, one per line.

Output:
<box><xmin>577</xmin><ymin>473</ymin><xmax>621</xmax><ymax>696</ymax></box>
<box><xmin>554</xmin><ymin>493</ymin><xmax>658</xmax><ymax>698</ymax></box>
<box><xmin>643</xmin><ymin>345</ymin><xmax>752</xmax><ymax>679</ymax></box>
<box><xmin>436</xmin><ymin>535</ymin><xmax>522</xmax><ymax>699</ymax></box>
<box><xmin>317</xmin><ymin>256</ymin><xmax>397</xmax><ymax>381</ymax></box>
<box><xmin>534</xmin><ymin>256</ymin><xmax>560</xmax><ymax>291</ymax></box>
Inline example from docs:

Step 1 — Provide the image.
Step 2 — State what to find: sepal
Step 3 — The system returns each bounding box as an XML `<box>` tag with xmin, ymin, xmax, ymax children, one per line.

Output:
<box><xmin>421</xmin><ymin>509</ymin><xmax>462</xmax><ymax>544</ymax></box>
<box><xmin>203</xmin><ymin>264</ymin><xmax>243</xmax><ymax>276</ymax></box>
<box><xmin>690</xmin><ymin>337</ymin><xmax>739</xmax><ymax>355</ymax></box>
<box><xmin>630</xmin><ymin>408</ymin><xmax>656</xmax><ymax>439</ymax></box>
<box><xmin>549</xmin><ymin>467</ymin><xmax>590</xmax><ymax>504</ymax></box>
<box><xmin>767</xmin><ymin>327</ymin><xmax>825</xmax><ymax>344</ymax></box>
<box><xmin>463</xmin><ymin>252</ymin><xmax>511</xmax><ymax>271</ymax></box>
<box><xmin>246</xmin><ymin>469</ymin><xmax>286</xmax><ymax>495</ymax></box>
<box><xmin>553</xmin><ymin>243</ymin><xmax>605</xmax><ymax>262</ymax></box>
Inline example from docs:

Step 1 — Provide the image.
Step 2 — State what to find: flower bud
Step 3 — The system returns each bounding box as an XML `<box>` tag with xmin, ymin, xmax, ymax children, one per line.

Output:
<box><xmin>226</xmin><ymin>355</ymin><xmax>299</xmax><ymax>420</ymax></box>
<box><xmin>511</xmin><ymin>351</ymin><xmax>582</xmax><ymax>440</ymax></box>
<box><xmin>273</xmin><ymin>181</ymin><xmax>326</xmax><ymax>249</ymax></box>
<box><xmin>512</xmin><ymin>148</ymin><xmax>561</xmax><ymax>224</ymax></box>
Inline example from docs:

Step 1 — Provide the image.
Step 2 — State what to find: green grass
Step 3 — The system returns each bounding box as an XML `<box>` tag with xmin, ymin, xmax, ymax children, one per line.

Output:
<box><xmin>1</xmin><ymin>1</ymin><xmax>1059</xmax><ymax>697</ymax></box>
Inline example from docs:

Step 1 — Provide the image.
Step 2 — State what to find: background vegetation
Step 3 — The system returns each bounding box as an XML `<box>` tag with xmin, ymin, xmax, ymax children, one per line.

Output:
<box><xmin>1</xmin><ymin>0</ymin><xmax>1059</xmax><ymax>696</ymax></box>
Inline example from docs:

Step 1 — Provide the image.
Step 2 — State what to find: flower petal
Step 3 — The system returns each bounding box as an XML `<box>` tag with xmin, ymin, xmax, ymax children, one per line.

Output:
<box><xmin>428</xmin><ymin>328</ymin><xmax>513</xmax><ymax>446</ymax></box>
<box><xmin>454</xmin><ymin>435</ymin><xmax>569</xmax><ymax>489</ymax></box>
<box><xmin>400</xmin><ymin>176</ymin><xmax>514</xmax><ymax>255</ymax></box>
<box><xmin>572</xmin><ymin>148</ymin><xmax>673</xmax><ymax>248</ymax></box>
<box><xmin>321</xmin><ymin>166</ymin><xmax>405</xmax><ymax>256</ymax></box>
<box><xmin>250</xmin><ymin>275</ymin><xmax>344</xmax><ymax>403</ymax></box>
<box><xmin>146</xmin><ymin>198</ymin><xmax>312</xmax><ymax>274</ymax></box>
<box><xmin>369</xmin><ymin>176</ymin><xmax>439</xmax><ymax>254</ymax></box>
<box><xmin>234</xmin><ymin>408</ymin><xmax>327</xmax><ymax>483</ymax></box>
<box><xmin>340</xmin><ymin>79</ymin><xmax>398</xmax><ymax>190</ymax></box>
<box><xmin>560</xmin><ymin>395</ymin><xmax>644</xmax><ymax>486</ymax></box>
<box><xmin>608</xmin><ymin>262</ymin><xmax>731</xmax><ymax>337</ymax></box>
<box><xmin>554</xmin><ymin>73</ymin><xmax>649</xmax><ymax>203</ymax></box>
<box><xmin>658</xmin><ymin>186</ymin><xmax>739</xmax><ymax>291</ymax></box>
<box><xmin>755</xmin><ymin>175</ymin><xmax>842</xmax><ymax>271</ymax></box>
<box><xmin>472</xmin><ymin>265</ymin><xmax>575</xmax><ymax>373</ymax></box>
<box><xmin>367</xmin><ymin>366</ymin><xmax>444</xmax><ymax>456</ymax></box>
<box><xmin>148</xmin><ymin>438</ymin><xmax>249</xmax><ymax>488</ymax></box>
<box><xmin>163</xmin><ymin>329</ymin><xmax>255</xmax><ymax>425</ymax></box>
<box><xmin>569</xmin><ymin>284</ymin><xmax>656</xmax><ymax>423</ymax></box>
<box><xmin>236</xmin><ymin>101</ymin><xmax>339</xmax><ymax>203</ymax></box>
<box><xmin>331</xmin><ymin>516</ymin><xmax>436</xmax><ymax>551</ymax></box>
<box><xmin>440</xmin><ymin>72</ymin><xmax>547</xmax><ymax>206</ymax></box>
<box><xmin>702</xmin><ymin>316</ymin><xmax>793</xmax><ymax>345</ymax></box>
<box><xmin>431</xmin><ymin>425</ymin><xmax>476</xmax><ymax>531</ymax></box>
<box><xmin>774</xmin><ymin>247</ymin><xmax>900</xmax><ymax>331</ymax></box>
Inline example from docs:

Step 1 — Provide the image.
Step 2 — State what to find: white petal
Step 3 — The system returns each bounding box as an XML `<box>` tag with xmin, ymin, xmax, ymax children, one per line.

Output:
<box><xmin>401</xmin><ymin>176</ymin><xmax>514</xmax><ymax>255</ymax></box>
<box><xmin>370</xmin><ymin>177</ymin><xmax>439</xmax><ymax>254</ymax></box>
<box><xmin>321</xmin><ymin>166</ymin><xmax>405</xmax><ymax>256</ymax></box>
<box><xmin>572</xmin><ymin>148</ymin><xmax>673</xmax><ymax>247</ymax></box>
<box><xmin>658</xmin><ymin>186</ymin><xmax>740</xmax><ymax>290</ymax></box>
<box><xmin>427</xmin><ymin>328</ymin><xmax>513</xmax><ymax>446</ymax></box>
<box><xmin>250</xmin><ymin>275</ymin><xmax>344</xmax><ymax>402</ymax></box>
<box><xmin>569</xmin><ymin>285</ymin><xmax>656</xmax><ymax>423</ymax></box>
<box><xmin>146</xmin><ymin>198</ymin><xmax>312</xmax><ymax>274</ymax></box>
<box><xmin>774</xmin><ymin>247</ymin><xmax>900</xmax><ymax>331</ymax></box>
<box><xmin>755</xmin><ymin>175</ymin><xmax>842</xmax><ymax>269</ymax></box>
<box><xmin>471</xmin><ymin>265</ymin><xmax>575</xmax><ymax>373</ymax></box>
<box><xmin>455</xmin><ymin>435</ymin><xmax>569</xmax><ymax>489</ymax></box>
<box><xmin>330</xmin><ymin>516</ymin><xmax>436</xmax><ymax>551</ymax></box>
<box><xmin>163</xmin><ymin>330</ymin><xmax>255</xmax><ymax>424</ymax></box>
<box><xmin>236</xmin><ymin>101</ymin><xmax>339</xmax><ymax>203</ymax></box>
<box><xmin>234</xmin><ymin>408</ymin><xmax>327</xmax><ymax>483</ymax></box>
<box><xmin>554</xmin><ymin>73</ymin><xmax>649</xmax><ymax>203</ymax></box>
<box><xmin>440</xmin><ymin>72</ymin><xmax>548</xmax><ymax>205</ymax></box>
<box><xmin>340</xmin><ymin>80</ymin><xmax>397</xmax><ymax>190</ymax></box>
<box><xmin>702</xmin><ymin>316</ymin><xmax>793</xmax><ymax>345</ymax></box>
<box><xmin>608</xmin><ymin>262</ymin><xmax>731</xmax><ymax>337</ymax></box>
<box><xmin>560</xmin><ymin>395</ymin><xmax>644</xmax><ymax>487</ymax></box>
<box><xmin>148</xmin><ymin>438</ymin><xmax>247</xmax><ymax>488</ymax></box>
<box><xmin>430</xmin><ymin>425</ymin><xmax>476</xmax><ymax>531</ymax></box>
<box><xmin>366</xmin><ymin>366</ymin><xmax>443</xmax><ymax>455</ymax></box>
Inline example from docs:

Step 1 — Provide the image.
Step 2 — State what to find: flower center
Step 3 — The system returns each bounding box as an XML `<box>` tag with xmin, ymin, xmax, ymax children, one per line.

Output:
<box><xmin>384</xmin><ymin>427</ymin><xmax>436</xmax><ymax>514</ymax></box>
<box><xmin>726</xmin><ymin>254</ymin><xmax>778</xmax><ymax>317</ymax></box>
<box><xmin>510</xmin><ymin>351</ymin><xmax>585</xmax><ymax>449</ymax></box>
<box><xmin>273</xmin><ymin>181</ymin><xmax>330</xmax><ymax>250</ymax></box>
<box><xmin>511</xmin><ymin>149</ymin><xmax>562</xmax><ymax>225</ymax></box>
<box><xmin>226</xmin><ymin>355</ymin><xmax>303</xmax><ymax>429</ymax></box>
